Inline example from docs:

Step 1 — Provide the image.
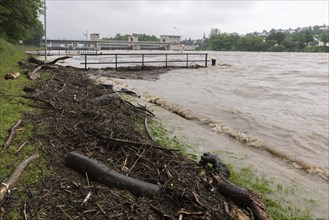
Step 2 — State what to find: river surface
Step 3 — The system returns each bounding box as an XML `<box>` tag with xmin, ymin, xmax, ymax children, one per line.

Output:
<box><xmin>116</xmin><ymin>51</ymin><xmax>329</xmax><ymax>179</ymax></box>
<box><xmin>58</xmin><ymin>51</ymin><xmax>329</xmax><ymax>179</ymax></box>
<box><xmin>56</xmin><ymin>51</ymin><xmax>329</xmax><ymax>217</ymax></box>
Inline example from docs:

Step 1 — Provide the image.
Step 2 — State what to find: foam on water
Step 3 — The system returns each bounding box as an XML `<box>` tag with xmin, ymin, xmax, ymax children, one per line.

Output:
<box><xmin>62</xmin><ymin>51</ymin><xmax>329</xmax><ymax>181</ymax></box>
<box><xmin>111</xmin><ymin>52</ymin><xmax>329</xmax><ymax>182</ymax></box>
<box><xmin>113</xmin><ymin>78</ymin><xmax>329</xmax><ymax>180</ymax></box>
<box><xmin>146</xmin><ymin>93</ymin><xmax>329</xmax><ymax>180</ymax></box>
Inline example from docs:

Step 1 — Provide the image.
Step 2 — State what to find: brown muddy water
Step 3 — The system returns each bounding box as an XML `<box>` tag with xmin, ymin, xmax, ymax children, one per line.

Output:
<box><xmin>57</xmin><ymin>51</ymin><xmax>328</xmax><ymax>218</ymax></box>
<box><xmin>115</xmin><ymin>52</ymin><xmax>329</xmax><ymax>180</ymax></box>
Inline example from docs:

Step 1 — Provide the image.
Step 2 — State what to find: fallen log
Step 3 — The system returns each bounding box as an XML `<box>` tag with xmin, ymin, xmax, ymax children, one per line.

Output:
<box><xmin>144</xmin><ymin>117</ymin><xmax>155</xmax><ymax>142</ymax></box>
<box><xmin>199</xmin><ymin>152</ymin><xmax>230</xmax><ymax>179</ymax></box>
<box><xmin>115</xmin><ymin>88</ymin><xmax>138</xmax><ymax>97</ymax></box>
<box><xmin>48</xmin><ymin>56</ymin><xmax>72</xmax><ymax>65</ymax></box>
<box><xmin>2</xmin><ymin>120</ymin><xmax>22</xmax><ymax>151</ymax></box>
<box><xmin>28</xmin><ymin>56</ymin><xmax>72</xmax><ymax>80</ymax></box>
<box><xmin>105</xmin><ymin>137</ymin><xmax>154</xmax><ymax>148</ymax></box>
<box><xmin>28</xmin><ymin>66</ymin><xmax>42</xmax><ymax>80</ymax></box>
<box><xmin>212</xmin><ymin>174</ymin><xmax>268</xmax><ymax>220</ymax></box>
<box><xmin>123</xmin><ymin>100</ymin><xmax>155</xmax><ymax>117</ymax></box>
<box><xmin>65</xmin><ymin>151</ymin><xmax>160</xmax><ymax>198</ymax></box>
<box><xmin>0</xmin><ymin>153</ymin><xmax>39</xmax><ymax>202</ymax></box>
<box><xmin>101</xmin><ymin>137</ymin><xmax>179</xmax><ymax>155</ymax></box>
<box><xmin>93</xmin><ymin>93</ymin><xmax>122</xmax><ymax>106</ymax></box>
<box><xmin>5</xmin><ymin>71</ymin><xmax>20</xmax><ymax>80</ymax></box>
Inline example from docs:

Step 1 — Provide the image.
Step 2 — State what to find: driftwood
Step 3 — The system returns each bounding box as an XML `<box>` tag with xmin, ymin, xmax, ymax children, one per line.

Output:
<box><xmin>115</xmin><ymin>88</ymin><xmax>139</xmax><ymax>97</ymax></box>
<box><xmin>65</xmin><ymin>152</ymin><xmax>160</xmax><ymax>198</ymax></box>
<box><xmin>93</xmin><ymin>93</ymin><xmax>122</xmax><ymax>106</ymax></box>
<box><xmin>198</xmin><ymin>153</ymin><xmax>267</xmax><ymax>220</ymax></box>
<box><xmin>28</xmin><ymin>56</ymin><xmax>72</xmax><ymax>80</ymax></box>
<box><xmin>213</xmin><ymin>174</ymin><xmax>268</xmax><ymax>220</ymax></box>
<box><xmin>2</xmin><ymin>120</ymin><xmax>22</xmax><ymax>151</ymax></box>
<box><xmin>105</xmin><ymin>137</ymin><xmax>154</xmax><ymax>148</ymax></box>
<box><xmin>144</xmin><ymin>117</ymin><xmax>155</xmax><ymax>142</ymax></box>
<box><xmin>48</xmin><ymin>56</ymin><xmax>72</xmax><ymax>65</ymax></box>
<box><xmin>29</xmin><ymin>66</ymin><xmax>42</xmax><ymax>80</ymax></box>
<box><xmin>124</xmin><ymin>100</ymin><xmax>155</xmax><ymax>117</ymax></box>
<box><xmin>199</xmin><ymin>152</ymin><xmax>230</xmax><ymax>179</ymax></box>
<box><xmin>0</xmin><ymin>153</ymin><xmax>39</xmax><ymax>202</ymax></box>
<box><xmin>5</xmin><ymin>72</ymin><xmax>20</xmax><ymax>80</ymax></box>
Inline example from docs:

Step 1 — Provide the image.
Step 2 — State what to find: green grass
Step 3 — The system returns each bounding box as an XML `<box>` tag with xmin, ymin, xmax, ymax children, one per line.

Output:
<box><xmin>0</xmin><ymin>38</ymin><xmax>50</xmax><ymax>219</ymax></box>
<box><xmin>148</xmin><ymin>117</ymin><xmax>197</xmax><ymax>160</ymax></box>
<box><xmin>228</xmin><ymin>165</ymin><xmax>313</xmax><ymax>220</ymax></box>
<box><xmin>147</xmin><ymin>116</ymin><xmax>314</xmax><ymax>220</ymax></box>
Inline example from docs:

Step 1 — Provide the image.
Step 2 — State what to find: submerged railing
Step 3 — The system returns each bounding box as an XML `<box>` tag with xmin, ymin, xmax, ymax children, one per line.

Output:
<box><xmin>80</xmin><ymin>53</ymin><xmax>209</xmax><ymax>70</ymax></box>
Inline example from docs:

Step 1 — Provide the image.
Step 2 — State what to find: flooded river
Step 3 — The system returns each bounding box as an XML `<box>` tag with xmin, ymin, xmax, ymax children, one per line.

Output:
<box><xmin>57</xmin><ymin>51</ymin><xmax>328</xmax><ymax>217</ymax></box>
<box><xmin>117</xmin><ymin>51</ymin><xmax>329</xmax><ymax>180</ymax></box>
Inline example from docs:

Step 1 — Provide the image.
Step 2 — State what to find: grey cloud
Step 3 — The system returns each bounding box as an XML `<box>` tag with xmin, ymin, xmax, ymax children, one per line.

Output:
<box><xmin>44</xmin><ymin>1</ymin><xmax>328</xmax><ymax>40</ymax></box>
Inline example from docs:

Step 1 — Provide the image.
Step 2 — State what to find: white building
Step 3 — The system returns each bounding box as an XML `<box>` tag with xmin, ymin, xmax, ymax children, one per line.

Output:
<box><xmin>160</xmin><ymin>35</ymin><xmax>181</xmax><ymax>44</ymax></box>
<box><xmin>90</xmin><ymin>33</ymin><xmax>100</xmax><ymax>41</ymax></box>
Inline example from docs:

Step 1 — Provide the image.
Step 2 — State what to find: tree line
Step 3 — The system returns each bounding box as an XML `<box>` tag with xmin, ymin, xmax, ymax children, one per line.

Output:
<box><xmin>198</xmin><ymin>25</ymin><xmax>329</xmax><ymax>52</ymax></box>
<box><xmin>0</xmin><ymin>0</ymin><xmax>44</xmax><ymax>45</ymax></box>
<box><xmin>103</xmin><ymin>33</ymin><xmax>160</xmax><ymax>42</ymax></box>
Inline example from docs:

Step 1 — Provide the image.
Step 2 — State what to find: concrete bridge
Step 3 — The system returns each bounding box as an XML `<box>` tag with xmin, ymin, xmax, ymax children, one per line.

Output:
<box><xmin>46</xmin><ymin>39</ymin><xmax>175</xmax><ymax>50</ymax></box>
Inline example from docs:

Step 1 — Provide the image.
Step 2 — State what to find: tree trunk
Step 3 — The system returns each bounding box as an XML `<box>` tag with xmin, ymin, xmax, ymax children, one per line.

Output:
<box><xmin>0</xmin><ymin>153</ymin><xmax>39</xmax><ymax>202</ymax></box>
<box><xmin>213</xmin><ymin>174</ymin><xmax>268</xmax><ymax>220</ymax></box>
<box><xmin>65</xmin><ymin>152</ymin><xmax>160</xmax><ymax>198</ymax></box>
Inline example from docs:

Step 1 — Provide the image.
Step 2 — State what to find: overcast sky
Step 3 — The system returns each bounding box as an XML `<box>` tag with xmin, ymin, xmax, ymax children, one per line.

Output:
<box><xmin>42</xmin><ymin>0</ymin><xmax>328</xmax><ymax>40</ymax></box>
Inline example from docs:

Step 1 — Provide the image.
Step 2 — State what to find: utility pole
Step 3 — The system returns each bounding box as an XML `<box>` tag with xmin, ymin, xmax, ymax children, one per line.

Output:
<box><xmin>83</xmin><ymin>31</ymin><xmax>88</xmax><ymax>40</ymax></box>
<box><xmin>44</xmin><ymin>0</ymin><xmax>47</xmax><ymax>61</ymax></box>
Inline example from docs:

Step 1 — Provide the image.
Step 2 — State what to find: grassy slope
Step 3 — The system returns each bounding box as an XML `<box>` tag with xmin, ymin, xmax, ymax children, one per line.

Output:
<box><xmin>0</xmin><ymin>39</ymin><xmax>48</xmax><ymax>219</ymax></box>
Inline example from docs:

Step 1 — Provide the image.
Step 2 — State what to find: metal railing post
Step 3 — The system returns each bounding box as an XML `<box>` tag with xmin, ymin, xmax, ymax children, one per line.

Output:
<box><xmin>115</xmin><ymin>54</ymin><xmax>118</xmax><ymax>70</ymax></box>
<box><xmin>142</xmin><ymin>54</ymin><xmax>144</xmax><ymax>70</ymax></box>
<box><xmin>205</xmin><ymin>54</ymin><xmax>208</xmax><ymax>67</ymax></box>
<box><xmin>165</xmin><ymin>54</ymin><xmax>168</xmax><ymax>68</ymax></box>
<box><xmin>84</xmin><ymin>54</ymin><xmax>87</xmax><ymax>70</ymax></box>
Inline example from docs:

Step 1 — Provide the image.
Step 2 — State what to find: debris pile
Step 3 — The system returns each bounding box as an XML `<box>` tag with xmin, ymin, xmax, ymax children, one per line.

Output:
<box><xmin>1</xmin><ymin>64</ymin><xmax>267</xmax><ymax>219</ymax></box>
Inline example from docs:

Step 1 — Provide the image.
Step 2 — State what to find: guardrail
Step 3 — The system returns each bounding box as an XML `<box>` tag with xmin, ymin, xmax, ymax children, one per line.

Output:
<box><xmin>80</xmin><ymin>53</ymin><xmax>208</xmax><ymax>70</ymax></box>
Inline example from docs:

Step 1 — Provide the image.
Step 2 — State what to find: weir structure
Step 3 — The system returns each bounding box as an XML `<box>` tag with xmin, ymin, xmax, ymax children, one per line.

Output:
<box><xmin>46</xmin><ymin>34</ymin><xmax>196</xmax><ymax>51</ymax></box>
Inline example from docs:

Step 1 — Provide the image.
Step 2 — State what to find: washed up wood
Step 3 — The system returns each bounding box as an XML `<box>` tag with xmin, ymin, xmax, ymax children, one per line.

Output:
<box><xmin>213</xmin><ymin>174</ymin><xmax>268</xmax><ymax>220</ymax></box>
<box><xmin>28</xmin><ymin>56</ymin><xmax>72</xmax><ymax>80</ymax></box>
<box><xmin>124</xmin><ymin>100</ymin><xmax>155</xmax><ymax>117</ymax></box>
<box><xmin>48</xmin><ymin>56</ymin><xmax>72</xmax><ymax>65</ymax></box>
<box><xmin>65</xmin><ymin>151</ymin><xmax>160</xmax><ymax>198</ymax></box>
<box><xmin>199</xmin><ymin>152</ymin><xmax>230</xmax><ymax>179</ymax></box>
<box><xmin>2</xmin><ymin>120</ymin><xmax>22</xmax><ymax>151</ymax></box>
<box><xmin>93</xmin><ymin>93</ymin><xmax>122</xmax><ymax>106</ymax></box>
<box><xmin>199</xmin><ymin>153</ymin><xmax>267</xmax><ymax>220</ymax></box>
<box><xmin>0</xmin><ymin>153</ymin><xmax>39</xmax><ymax>202</ymax></box>
<box><xmin>115</xmin><ymin>88</ymin><xmax>139</xmax><ymax>97</ymax></box>
<box><xmin>144</xmin><ymin>117</ymin><xmax>155</xmax><ymax>142</ymax></box>
<box><xmin>5</xmin><ymin>72</ymin><xmax>20</xmax><ymax>80</ymax></box>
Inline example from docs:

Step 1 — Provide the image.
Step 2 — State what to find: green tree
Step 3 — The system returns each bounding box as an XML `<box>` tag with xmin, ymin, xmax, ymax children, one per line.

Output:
<box><xmin>303</xmin><ymin>32</ymin><xmax>314</xmax><ymax>44</ymax></box>
<box><xmin>137</xmin><ymin>34</ymin><xmax>159</xmax><ymax>42</ymax></box>
<box><xmin>24</xmin><ymin>20</ymin><xmax>44</xmax><ymax>46</ymax></box>
<box><xmin>238</xmin><ymin>35</ymin><xmax>264</xmax><ymax>51</ymax></box>
<box><xmin>264</xmin><ymin>39</ymin><xmax>276</xmax><ymax>50</ymax></box>
<box><xmin>266</xmin><ymin>32</ymin><xmax>286</xmax><ymax>45</ymax></box>
<box><xmin>0</xmin><ymin>0</ymin><xmax>43</xmax><ymax>42</ymax></box>
<box><xmin>281</xmin><ymin>37</ymin><xmax>297</xmax><ymax>51</ymax></box>
<box><xmin>320</xmin><ymin>32</ymin><xmax>329</xmax><ymax>46</ymax></box>
<box><xmin>209</xmin><ymin>28</ymin><xmax>220</xmax><ymax>39</ymax></box>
